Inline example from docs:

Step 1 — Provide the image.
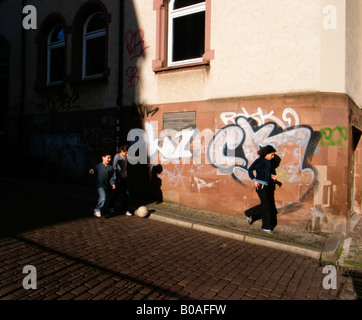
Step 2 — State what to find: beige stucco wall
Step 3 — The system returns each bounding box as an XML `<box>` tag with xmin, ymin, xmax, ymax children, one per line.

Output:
<box><xmin>346</xmin><ymin>0</ymin><xmax>362</xmax><ymax>108</ymax></box>
<box><xmin>125</xmin><ymin>0</ymin><xmax>361</xmax><ymax>109</ymax></box>
<box><xmin>320</xmin><ymin>0</ymin><xmax>346</xmax><ymax>94</ymax></box>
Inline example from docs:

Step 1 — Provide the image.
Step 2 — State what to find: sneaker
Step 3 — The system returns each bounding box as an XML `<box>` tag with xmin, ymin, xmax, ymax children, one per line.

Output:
<box><xmin>262</xmin><ymin>228</ymin><xmax>272</xmax><ymax>233</ymax></box>
<box><xmin>244</xmin><ymin>212</ymin><xmax>253</xmax><ymax>225</ymax></box>
<box><xmin>93</xmin><ymin>211</ymin><xmax>101</xmax><ymax>218</ymax></box>
<box><xmin>125</xmin><ymin>211</ymin><xmax>132</xmax><ymax>216</ymax></box>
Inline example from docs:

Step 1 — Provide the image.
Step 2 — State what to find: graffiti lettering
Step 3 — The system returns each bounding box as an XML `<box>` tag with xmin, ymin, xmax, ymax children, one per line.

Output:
<box><xmin>320</xmin><ymin>126</ymin><xmax>348</xmax><ymax>146</ymax></box>
<box><xmin>31</xmin><ymin>134</ymin><xmax>86</xmax><ymax>176</ymax></box>
<box><xmin>145</xmin><ymin>121</ymin><xmax>197</xmax><ymax>163</ymax></box>
<box><xmin>35</xmin><ymin>84</ymin><xmax>80</xmax><ymax>113</ymax></box>
<box><xmin>125</xmin><ymin>29</ymin><xmax>150</xmax><ymax>90</ymax></box>
<box><xmin>208</xmin><ymin>116</ymin><xmax>319</xmax><ymax>188</ymax></box>
<box><xmin>220</xmin><ymin>107</ymin><xmax>300</xmax><ymax>129</ymax></box>
<box><xmin>125</xmin><ymin>29</ymin><xmax>150</xmax><ymax>60</ymax></box>
<box><xmin>126</xmin><ymin>66</ymin><xmax>139</xmax><ymax>88</ymax></box>
<box><xmin>127</xmin><ymin>107</ymin><xmax>320</xmax><ymax>206</ymax></box>
<box><xmin>137</xmin><ymin>105</ymin><xmax>160</xmax><ymax>118</ymax></box>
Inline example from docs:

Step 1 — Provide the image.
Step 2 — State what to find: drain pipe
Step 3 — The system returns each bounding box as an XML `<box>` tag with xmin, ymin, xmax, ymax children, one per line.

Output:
<box><xmin>18</xmin><ymin>0</ymin><xmax>27</xmax><ymax>171</ymax></box>
<box><xmin>115</xmin><ymin>0</ymin><xmax>125</xmax><ymax>151</ymax></box>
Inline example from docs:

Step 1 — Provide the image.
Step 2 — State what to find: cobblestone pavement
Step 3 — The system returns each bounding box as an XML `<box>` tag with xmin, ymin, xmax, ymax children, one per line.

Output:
<box><xmin>0</xmin><ymin>214</ymin><xmax>342</xmax><ymax>301</ymax></box>
<box><xmin>0</xmin><ymin>176</ymin><xmax>350</xmax><ymax>304</ymax></box>
<box><xmin>3</xmin><ymin>174</ymin><xmax>362</xmax><ymax>308</ymax></box>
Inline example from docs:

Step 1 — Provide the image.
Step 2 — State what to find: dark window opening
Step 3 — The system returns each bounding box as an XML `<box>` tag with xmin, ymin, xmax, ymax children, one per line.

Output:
<box><xmin>85</xmin><ymin>36</ymin><xmax>105</xmax><ymax>76</ymax></box>
<box><xmin>174</xmin><ymin>0</ymin><xmax>204</xmax><ymax>10</ymax></box>
<box><xmin>172</xmin><ymin>11</ymin><xmax>205</xmax><ymax>62</ymax></box>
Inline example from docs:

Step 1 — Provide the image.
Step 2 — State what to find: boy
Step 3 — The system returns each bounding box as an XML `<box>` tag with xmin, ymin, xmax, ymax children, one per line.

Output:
<box><xmin>108</xmin><ymin>145</ymin><xmax>132</xmax><ymax>216</ymax></box>
<box><xmin>89</xmin><ymin>154</ymin><xmax>116</xmax><ymax>217</ymax></box>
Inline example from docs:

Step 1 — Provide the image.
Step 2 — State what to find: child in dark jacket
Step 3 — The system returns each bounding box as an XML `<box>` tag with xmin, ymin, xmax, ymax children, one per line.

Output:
<box><xmin>245</xmin><ymin>145</ymin><xmax>279</xmax><ymax>233</ymax></box>
<box><xmin>89</xmin><ymin>154</ymin><xmax>116</xmax><ymax>217</ymax></box>
<box><xmin>108</xmin><ymin>145</ymin><xmax>132</xmax><ymax>216</ymax></box>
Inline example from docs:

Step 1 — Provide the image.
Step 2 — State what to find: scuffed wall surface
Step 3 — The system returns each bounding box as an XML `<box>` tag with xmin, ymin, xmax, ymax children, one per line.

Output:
<box><xmin>132</xmin><ymin>93</ymin><xmax>361</xmax><ymax>233</ymax></box>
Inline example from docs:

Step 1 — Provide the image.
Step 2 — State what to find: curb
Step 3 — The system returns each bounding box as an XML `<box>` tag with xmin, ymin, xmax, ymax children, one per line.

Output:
<box><xmin>149</xmin><ymin>212</ymin><xmax>328</xmax><ymax>261</ymax></box>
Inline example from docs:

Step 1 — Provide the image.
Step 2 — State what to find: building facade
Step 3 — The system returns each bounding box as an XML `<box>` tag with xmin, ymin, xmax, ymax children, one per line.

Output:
<box><xmin>0</xmin><ymin>0</ymin><xmax>361</xmax><ymax>234</ymax></box>
<box><xmin>0</xmin><ymin>0</ymin><xmax>122</xmax><ymax>180</ymax></box>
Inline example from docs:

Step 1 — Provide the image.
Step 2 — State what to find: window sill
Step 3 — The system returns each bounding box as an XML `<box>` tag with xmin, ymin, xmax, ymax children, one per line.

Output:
<box><xmin>67</xmin><ymin>72</ymin><xmax>109</xmax><ymax>86</ymax></box>
<box><xmin>34</xmin><ymin>81</ymin><xmax>66</xmax><ymax>92</ymax></box>
<box><xmin>153</xmin><ymin>60</ymin><xmax>210</xmax><ymax>74</ymax></box>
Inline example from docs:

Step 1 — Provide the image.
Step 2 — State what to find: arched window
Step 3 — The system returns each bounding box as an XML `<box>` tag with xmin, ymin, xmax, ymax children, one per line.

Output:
<box><xmin>168</xmin><ymin>0</ymin><xmax>205</xmax><ymax>67</ymax></box>
<box><xmin>35</xmin><ymin>14</ymin><xmax>67</xmax><ymax>90</ymax></box>
<box><xmin>70</xmin><ymin>2</ymin><xmax>110</xmax><ymax>83</ymax></box>
<box><xmin>47</xmin><ymin>24</ymin><xmax>65</xmax><ymax>85</ymax></box>
<box><xmin>82</xmin><ymin>12</ymin><xmax>106</xmax><ymax>79</ymax></box>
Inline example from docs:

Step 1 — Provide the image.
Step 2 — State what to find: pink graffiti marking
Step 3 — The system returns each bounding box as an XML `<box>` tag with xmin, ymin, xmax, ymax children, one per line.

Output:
<box><xmin>126</xmin><ymin>66</ymin><xmax>139</xmax><ymax>88</ymax></box>
<box><xmin>125</xmin><ymin>29</ymin><xmax>150</xmax><ymax>60</ymax></box>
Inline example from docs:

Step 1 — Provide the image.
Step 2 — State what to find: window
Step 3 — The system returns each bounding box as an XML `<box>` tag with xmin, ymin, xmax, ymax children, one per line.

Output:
<box><xmin>35</xmin><ymin>14</ymin><xmax>67</xmax><ymax>90</ymax></box>
<box><xmin>168</xmin><ymin>0</ymin><xmax>205</xmax><ymax>66</ymax></box>
<box><xmin>70</xmin><ymin>2</ymin><xmax>110</xmax><ymax>84</ymax></box>
<box><xmin>47</xmin><ymin>25</ymin><xmax>65</xmax><ymax>85</ymax></box>
<box><xmin>153</xmin><ymin>0</ymin><xmax>214</xmax><ymax>71</ymax></box>
<box><xmin>83</xmin><ymin>12</ymin><xmax>106</xmax><ymax>79</ymax></box>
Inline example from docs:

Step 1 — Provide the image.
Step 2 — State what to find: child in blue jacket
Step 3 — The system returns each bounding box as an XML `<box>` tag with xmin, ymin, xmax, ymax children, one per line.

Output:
<box><xmin>89</xmin><ymin>154</ymin><xmax>116</xmax><ymax>217</ymax></box>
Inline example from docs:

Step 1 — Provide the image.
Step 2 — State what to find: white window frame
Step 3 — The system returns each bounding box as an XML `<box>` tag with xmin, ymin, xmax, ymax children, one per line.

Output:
<box><xmin>82</xmin><ymin>12</ymin><xmax>106</xmax><ymax>80</ymax></box>
<box><xmin>168</xmin><ymin>0</ymin><xmax>206</xmax><ymax>67</ymax></box>
<box><xmin>47</xmin><ymin>24</ymin><xmax>65</xmax><ymax>86</ymax></box>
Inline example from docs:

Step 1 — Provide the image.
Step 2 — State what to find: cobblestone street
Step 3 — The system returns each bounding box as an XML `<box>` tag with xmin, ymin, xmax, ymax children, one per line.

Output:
<box><xmin>0</xmin><ymin>178</ymin><xmax>345</xmax><ymax>303</ymax></box>
<box><xmin>2</xmin><ymin>175</ymin><xmax>361</xmax><ymax>320</ymax></box>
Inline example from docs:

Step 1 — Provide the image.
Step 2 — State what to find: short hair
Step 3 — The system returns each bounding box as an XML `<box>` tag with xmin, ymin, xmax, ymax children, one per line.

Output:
<box><xmin>257</xmin><ymin>145</ymin><xmax>276</xmax><ymax>158</ymax></box>
<box><xmin>117</xmin><ymin>144</ymin><xmax>129</xmax><ymax>153</ymax></box>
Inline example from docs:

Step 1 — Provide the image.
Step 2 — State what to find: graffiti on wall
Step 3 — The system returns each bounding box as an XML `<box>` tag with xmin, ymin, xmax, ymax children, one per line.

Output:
<box><xmin>125</xmin><ymin>29</ymin><xmax>149</xmax><ymax>88</ymax></box>
<box><xmin>31</xmin><ymin>114</ymin><xmax>115</xmax><ymax>178</ymax></box>
<box><xmin>208</xmin><ymin>115</ymin><xmax>320</xmax><ymax>195</ymax></box>
<box><xmin>220</xmin><ymin>107</ymin><xmax>300</xmax><ymax>129</ymax></box>
<box><xmin>34</xmin><ymin>84</ymin><xmax>80</xmax><ymax>113</ymax></box>
<box><xmin>32</xmin><ymin>133</ymin><xmax>86</xmax><ymax>176</ymax></box>
<box><xmin>132</xmin><ymin>107</ymin><xmax>320</xmax><ymax>204</ymax></box>
<box><xmin>320</xmin><ymin>126</ymin><xmax>348</xmax><ymax>146</ymax></box>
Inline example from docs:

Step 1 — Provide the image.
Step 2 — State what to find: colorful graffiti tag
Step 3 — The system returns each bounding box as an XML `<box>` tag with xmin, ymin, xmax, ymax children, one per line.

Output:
<box><xmin>127</xmin><ymin>107</ymin><xmax>321</xmax><ymax>210</ymax></box>
<box><xmin>320</xmin><ymin>126</ymin><xmax>348</xmax><ymax>146</ymax></box>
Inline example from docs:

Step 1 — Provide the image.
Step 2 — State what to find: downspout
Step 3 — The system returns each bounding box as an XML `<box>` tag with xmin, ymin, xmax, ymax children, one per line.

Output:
<box><xmin>115</xmin><ymin>0</ymin><xmax>124</xmax><ymax>151</ymax></box>
<box><xmin>19</xmin><ymin>0</ymin><xmax>27</xmax><ymax>170</ymax></box>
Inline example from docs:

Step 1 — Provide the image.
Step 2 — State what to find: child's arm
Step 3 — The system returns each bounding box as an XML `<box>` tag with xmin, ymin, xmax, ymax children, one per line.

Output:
<box><xmin>110</xmin><ymin>170</ymin><xmax>116</xmax><ymax>189</ymax></box>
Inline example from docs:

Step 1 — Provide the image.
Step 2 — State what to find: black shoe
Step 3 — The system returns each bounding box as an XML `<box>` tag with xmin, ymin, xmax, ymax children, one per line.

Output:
<box><xmin>244</xmin><ymin>213</ymin><xmax>253</xmax><ymax>225</ymax></box>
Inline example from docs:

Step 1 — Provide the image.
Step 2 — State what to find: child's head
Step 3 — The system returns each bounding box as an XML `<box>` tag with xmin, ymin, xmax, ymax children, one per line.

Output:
<box><xmin>101</xmin><ymin>154</ymin><xmax>112</xmax><ymax>164</ymax></box>
<box><xmin>118</xmin><ymin>144</ymin><xmax>129</xmax><ymax>157</ymax></box>
<box><xmin>258</xmin><ymin>145</ymin><xmax>276</xmax><ymax>160</ymax></box>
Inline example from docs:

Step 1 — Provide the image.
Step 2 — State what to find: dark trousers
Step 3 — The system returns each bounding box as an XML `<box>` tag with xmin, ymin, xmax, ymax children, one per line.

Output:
<box><xmin>109</xmin><ymin>178</ymin><xmax>129</xmax><ymax>211</ymax></box>
<box><xmin>245</xmin><ymin>184</ymin><xmax>277</xmax><ymax>230</ymax></box>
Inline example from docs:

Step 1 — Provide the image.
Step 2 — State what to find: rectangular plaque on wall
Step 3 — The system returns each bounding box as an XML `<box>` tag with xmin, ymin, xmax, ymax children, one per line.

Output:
<box><xmin>162</xmin><ymin>111</ymin><xmax>196</xmax><ymax>131</ymax></box>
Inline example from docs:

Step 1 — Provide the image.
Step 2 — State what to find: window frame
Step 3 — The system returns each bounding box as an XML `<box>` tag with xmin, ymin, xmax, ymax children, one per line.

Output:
<box><xmin>35</xmin><ymin>14</ymin><xmax>67</xmax><ymax>91</ymax></box>
<box><xmin>82</xmin><ymin>11</ymin><xmax>107</xmax><ymax>80</ymax></box>
<box><xmin>153</xmin><ymin>0</ymin><xmax>214</xmax><ymax>72</ymax></box>
<box><xmin>69</xmin><ymin>1</ymin><xmax>111</xmax><ymax>85</ymax></box>
<box><xmin>167</xmin><ymin>1</ymin><xmax>206</xmax><ymax>67</ymax></box>
<box><xmin>47</xmin><ymin>24</ymin><xmax>66</xmax><ymax>86</ymax></box>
